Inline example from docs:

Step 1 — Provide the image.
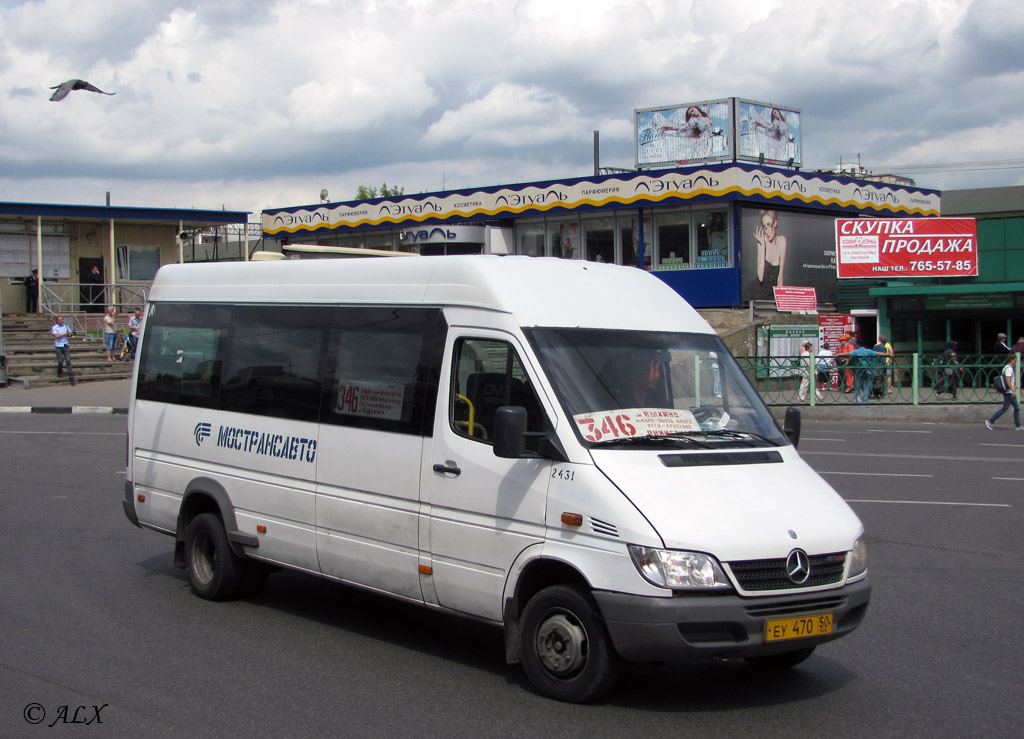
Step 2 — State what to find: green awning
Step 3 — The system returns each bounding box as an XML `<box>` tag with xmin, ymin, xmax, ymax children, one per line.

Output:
<box><xmin>867</xmin><ymin>281</ymin><xmax>1024</xmax><ymax>296</ymax></box>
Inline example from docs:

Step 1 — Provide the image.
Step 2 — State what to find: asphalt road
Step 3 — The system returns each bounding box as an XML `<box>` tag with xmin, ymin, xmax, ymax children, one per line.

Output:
<box><xmin>0</xmin><ymin>415</ymin><xmax>1020</xmax><ymax>738</ymax></box>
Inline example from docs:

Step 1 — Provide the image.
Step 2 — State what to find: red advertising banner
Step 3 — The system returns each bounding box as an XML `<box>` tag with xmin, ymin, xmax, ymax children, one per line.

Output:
<box><xmin>773</xmin><ymin>286</ymin><xmax>817</xmax><ymax>312</ymax></box>
<box><xmin>818</xmin><ymin>314</ymin><xmax>857</xmax><ymax>351</ymax></box>
<box><xmin>835</xmin><ymin>217</ymin><xmax>978</xmax><ymax>278</ymax></box>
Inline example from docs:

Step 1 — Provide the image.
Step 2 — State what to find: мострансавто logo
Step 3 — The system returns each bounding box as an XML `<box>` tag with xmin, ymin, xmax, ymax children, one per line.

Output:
<box><xmin>194</xmin><ymin>422</ymin><xmax>212</xmax><ymax>446</ymax></box>
<box><xmin>193</xmin><ymin>421</ymin><xmax>316</xmax><ymax>463</ymax></box>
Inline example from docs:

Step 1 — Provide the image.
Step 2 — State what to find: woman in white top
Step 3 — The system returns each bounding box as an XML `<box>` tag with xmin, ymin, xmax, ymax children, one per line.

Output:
<box><xmin>103</xmin><ymin>306</ymin><xmax>117</xmax><ymax>361</ymax></box>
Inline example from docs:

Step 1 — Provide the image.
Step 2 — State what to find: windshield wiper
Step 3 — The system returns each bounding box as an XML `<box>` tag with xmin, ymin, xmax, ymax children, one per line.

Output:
<box><xmin>700</xmin><ymin>429</ymin><xmax>781</xmax><ymax>446</ymax></box>
<box><xmin>591</xmin><ymin>433</ymin><xmax>712</xmax><ymax>449</ymax></box>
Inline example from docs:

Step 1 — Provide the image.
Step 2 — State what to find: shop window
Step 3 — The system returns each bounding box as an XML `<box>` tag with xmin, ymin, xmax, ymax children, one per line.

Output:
<box><xmin>694</xmin><ymin>210</ymin><xmax>730</xmax><ymax>269</ymax></box>
<box><xmin>548</xmin><ymin>220</ymin><xmax>579</xmax><ymax>259</ymax></box>
<box><xmin>619</xmin><ymin>214</ymin><xmax>651</xmax><ymax>270</ymax></box>
<box><xmin>365</xmin><ymin>233</ymin><xmax>396</xmax><ymax>251</ymax></box>
<box><xmin>583</xmin><ymin>217</ymin><xmax>615</xmax><ymax>264</ymax></box>
<box><xmin>518</xmin><ymin>224</ymin><xmax>545</xmax><ymax>257</ymax></box>
<box><xmin>654</xmin><ymin>214</ymin><xmax>690</xmax><ymax>271</ymax></box>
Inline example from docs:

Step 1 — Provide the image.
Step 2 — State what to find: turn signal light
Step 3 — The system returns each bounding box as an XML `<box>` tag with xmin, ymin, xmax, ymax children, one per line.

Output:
<box><xmin>256</xmin><ymin>524</ymin><xmax>267</xmax><ymax>534</ymax></box>
<box><xmin>136</xmin><ymin>494</ymin><xmax>145</xmax><ymax>502</ymax></box>
<box><xmin>561</xmin><ymin>512</ymin><xmax>583</xmax><ymax>527</ymax></box>
<box><xmin>418</xmin><ymin>564</ymin><xmax>433</xmax><ymax>576</ymax></box>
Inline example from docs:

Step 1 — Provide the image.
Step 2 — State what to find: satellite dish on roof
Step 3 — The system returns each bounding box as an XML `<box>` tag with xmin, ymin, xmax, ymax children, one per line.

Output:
<box><xmin>320</xmin><ymin>189</ymin><xmax>329</xmax><ymax>203</ymax></box>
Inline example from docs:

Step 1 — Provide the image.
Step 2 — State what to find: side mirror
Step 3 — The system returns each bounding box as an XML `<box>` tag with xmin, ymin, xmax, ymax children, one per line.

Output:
<box><xmin>493</xmin><ymin>406</ymin><xmax>528</xmax><ymax>458</ymax></box>
<box><xmin>783</xmin><ymin>406</ymin><xmax>802</xmax><ymax>448</ymax></box>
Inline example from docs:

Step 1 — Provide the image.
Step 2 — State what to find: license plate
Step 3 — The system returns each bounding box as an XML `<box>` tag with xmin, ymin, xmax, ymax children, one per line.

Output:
<box><xmin>764</xmin><ymin>612</ymin><xmax>833</xmax><ymax>642</ymax></box>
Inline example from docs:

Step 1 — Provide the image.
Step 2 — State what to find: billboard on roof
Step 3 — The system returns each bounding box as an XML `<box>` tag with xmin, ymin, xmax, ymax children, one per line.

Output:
<box><xmin>736</xmin><ymin>100</ymin><xmax>802</xmax><ymax>167</ymax></box>
<box><xmin>635</xmin><ymin>99</ymin><xmax>732</xmax><ymax>168</ymax></box>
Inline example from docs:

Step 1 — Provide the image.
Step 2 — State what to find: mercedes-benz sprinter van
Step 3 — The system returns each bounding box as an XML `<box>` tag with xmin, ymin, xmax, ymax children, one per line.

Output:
<box><xmin>123</xmin><ymin>255</ymin><xmax>869</xmax><ymax>702</ymax></box>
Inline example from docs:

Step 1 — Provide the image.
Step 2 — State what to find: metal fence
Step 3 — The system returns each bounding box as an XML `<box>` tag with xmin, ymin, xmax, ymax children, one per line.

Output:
<box><xmin>735</xmin><ymin>353</ymin><xmax>1022</xmax><ymax>406</ymax></box>
<box><xmin>39</xmin><ymin>282</ymin><xmax>149</xmax><ymax>334</ymax></box>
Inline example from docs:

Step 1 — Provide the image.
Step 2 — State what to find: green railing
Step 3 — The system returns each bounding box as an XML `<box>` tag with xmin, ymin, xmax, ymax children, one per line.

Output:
<box><xmin>735</xmin><ymin>353</ymin><xmax>1022</xmax><ymax>406</ymax></box>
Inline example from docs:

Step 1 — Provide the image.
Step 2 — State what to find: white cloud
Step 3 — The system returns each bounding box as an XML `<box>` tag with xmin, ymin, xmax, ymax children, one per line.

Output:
<box><xmin>2</xmin><ymin>0</ymin><xmax>1024</xmax><ymax>217</ymax></box>
<box><xmin>423</xmin><ymin>83</ymin><xmax>584</xmax><ymax>147</ymax></box>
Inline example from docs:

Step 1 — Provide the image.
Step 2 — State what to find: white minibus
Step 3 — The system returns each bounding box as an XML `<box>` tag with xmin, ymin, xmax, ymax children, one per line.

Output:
<box><xmin>123</xmin><ymin>255</ymin><xmax>869</xmax><ymax>702</ymax></box>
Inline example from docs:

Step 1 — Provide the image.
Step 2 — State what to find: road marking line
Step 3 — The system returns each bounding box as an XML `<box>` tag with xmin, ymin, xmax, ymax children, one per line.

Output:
<box><xmin>845</xmin><ymin>499</ymin><xmax>1010</xmax><ymax>508</ymax></box>
<box><xmin>992</xmin><ymin>477</ymin><xmax>1024</xmax><ymax>481</ymax></box>
<box><xmin>803</xmin><ymin>451</ymin><xmax>1024</xmax><ymax>463</ymax></box>
<box><xmin>981</xmin><ymin>444</ymin><xmax>1024</xmax><ymax>448</ymax></box>
<box><xmin>801</xmin><ymin>438</ymin><xmax>845</xmax><ymax>442</ymax></box>
<box><xmin>864</xmin><ymin>429</ymin><xmax>933</xmax><ymax>433</ymax></box>
<box><xmin>821</xmin><ymin>472</ymin><xmax>932</xmax><ymax>477</ymax></box>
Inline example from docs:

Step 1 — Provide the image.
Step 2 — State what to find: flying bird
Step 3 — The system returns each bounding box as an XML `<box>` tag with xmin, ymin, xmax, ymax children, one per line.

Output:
<box><xmin>49</xmin><ymin>79</ymin><xmax>116</xmax><ymax>102</ymax></box>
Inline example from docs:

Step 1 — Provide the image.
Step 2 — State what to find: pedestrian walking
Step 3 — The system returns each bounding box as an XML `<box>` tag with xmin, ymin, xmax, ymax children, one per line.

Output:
<box><xmin>985</xmin><ymin>354</ymin><xmax>1022</xmax><ymax>431</ymax></box>
<box><xmin>51</xmin><ymin>315</ymin><xmax>76</xmax><ymax>386</ymax></box>
<box><xmin>798</xmin><ymin>341</ymin><xmax>815</xmax><ymax>401</ymax></box>
<box><xmin>994</xmin><ymin>332</ymin><xmax>1011</xmax><ymax>355</ymax></box>
<box><xmin>934</xmin><ymin>340</ymin><xmax>961</xmax><ymax>399</ymax></box>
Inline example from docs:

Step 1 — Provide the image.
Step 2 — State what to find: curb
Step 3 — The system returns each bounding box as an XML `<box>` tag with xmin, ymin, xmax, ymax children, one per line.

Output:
<box><xmin>770</xmin><ymin>403</ymin><xmax>995</xmax><ymax>424</ymax></box>
<box><xmin>0</xmin><ymin>406</ymin><xmax>128</xmax><ymax>415</ymax></box>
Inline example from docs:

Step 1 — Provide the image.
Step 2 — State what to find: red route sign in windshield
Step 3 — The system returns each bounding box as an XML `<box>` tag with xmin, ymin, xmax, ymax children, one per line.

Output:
<box><xmin>835</xmin><ymin>217</ymin><xmax>978</xmax><ymax>278</ymax></box>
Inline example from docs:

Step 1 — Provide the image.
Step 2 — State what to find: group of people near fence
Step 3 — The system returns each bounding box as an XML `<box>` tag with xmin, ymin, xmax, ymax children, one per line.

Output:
<box><xmin>798</xmin><ymin>329</ymin><xmax>1024</xmax><ymax>426</ymax></box>
<box><xmin>802</xmin><ymin>333</ymin><xmax>893</xmax><ymax>404</ymax></box>
<box><xmin>48</xmin><ymin>307</ymin><xmax>142</xmax><ymax>386</ymax></box>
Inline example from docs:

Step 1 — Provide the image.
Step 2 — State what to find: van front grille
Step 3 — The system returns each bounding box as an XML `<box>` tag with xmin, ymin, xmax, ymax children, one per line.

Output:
<box><xmin>727</xmin><ymin>552</ymin><xmax>846</xmax><ymax>591</ymax></box>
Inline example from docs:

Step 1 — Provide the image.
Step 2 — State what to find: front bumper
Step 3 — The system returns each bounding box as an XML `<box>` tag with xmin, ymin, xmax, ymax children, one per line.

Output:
<box><xmin>593</xmin><ymin>577</ymin><xmax>870</xmax><ymax>663</ymax></box>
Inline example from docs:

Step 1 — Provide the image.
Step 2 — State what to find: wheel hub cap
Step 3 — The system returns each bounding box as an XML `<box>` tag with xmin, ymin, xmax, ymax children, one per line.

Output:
<box><xmin>536</xmin><ymin>614</ymin><xmax>586</xmax><ymax>675</ymax></box>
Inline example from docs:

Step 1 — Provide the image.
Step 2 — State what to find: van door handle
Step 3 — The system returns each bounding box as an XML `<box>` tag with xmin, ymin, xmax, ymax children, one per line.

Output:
<box><xmin>433</xmin><ymin>462</ymin><xmax>461</xmax><ymax>476</ymax></box>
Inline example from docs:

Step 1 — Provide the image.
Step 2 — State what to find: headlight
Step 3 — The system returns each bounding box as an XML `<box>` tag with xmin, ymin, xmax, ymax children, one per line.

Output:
<box><xmin>628</xmin><ymin>545</ymin><xmax>732</xmax><ymax>590</ymax></box>
<box><xmin>848</xmin><ymin>537</ymin><xmax>868</xmax><ymax>579</ymax></box>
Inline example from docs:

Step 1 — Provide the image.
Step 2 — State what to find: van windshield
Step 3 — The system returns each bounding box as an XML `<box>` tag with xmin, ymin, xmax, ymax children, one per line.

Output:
<box><xmin>525</xmin><ymin>328</ymin><xmax>787</xmax><ymax>448</ymax></box>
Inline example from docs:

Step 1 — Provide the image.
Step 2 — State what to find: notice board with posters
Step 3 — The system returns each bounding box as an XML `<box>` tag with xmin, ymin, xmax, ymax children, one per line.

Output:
<box><xmin>0</xmin><ymin>233</ymin><xmax>71</xmax><ymax>279</ymax></box>
<box><xmin>755</xmin><ymin>324</ymin><xmax>818</xmax><ymax>379</ymax></box>
<box><xmin>835</xmin><ymin>217</ymin><xmax>978</xmax><ymax>278</ymax></box>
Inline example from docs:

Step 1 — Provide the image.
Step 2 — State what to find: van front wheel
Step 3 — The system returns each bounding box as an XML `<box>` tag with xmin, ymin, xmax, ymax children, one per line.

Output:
<box><xmin>185</xmin><ymin>512</ymin><xmax>243</xmax><ymax>600</ymax></box>
<box><xmin>520</xmin><ymin>584</ymin><xmax>619</xmax><ymax>702</ymax></box>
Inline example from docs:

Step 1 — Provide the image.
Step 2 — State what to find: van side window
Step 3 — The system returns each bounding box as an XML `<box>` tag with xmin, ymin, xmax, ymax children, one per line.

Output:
<box><xmin>136</xmin><ymin>303</ymin><xmax>229</xmax><ymax>408</ymax></box>
<box><xmin>219</xmin><ymin>305</ymin><xmax>331</xmax><ymax>422</ymax></box>
<box><xmin>321</xmin><ymin>307</ymin><xmax>444</xmax><ymax>435</ymax></box>
<box><xmin>451</xmin><ymin>338</ymin><xmax>545</xmax><ymax>445</ymax></box>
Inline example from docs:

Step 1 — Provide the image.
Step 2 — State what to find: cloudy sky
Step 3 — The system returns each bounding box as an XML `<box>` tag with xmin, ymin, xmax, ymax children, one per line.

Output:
<box><xmin>2</xmin><ymin>0</ymin><xmax>1023</xmax><ymax>220</ymax></box>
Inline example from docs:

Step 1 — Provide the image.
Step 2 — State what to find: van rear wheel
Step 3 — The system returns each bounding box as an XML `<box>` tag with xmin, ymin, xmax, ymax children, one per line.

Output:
<box><xmin>185</xmin><ymin>512</ymin><xmax>243</xmax><ymax>600</ymax></box>
<box><xmin>520</xmin><ymin>584</ymin><xmax>619</xmax><ymax>702</ymax></box>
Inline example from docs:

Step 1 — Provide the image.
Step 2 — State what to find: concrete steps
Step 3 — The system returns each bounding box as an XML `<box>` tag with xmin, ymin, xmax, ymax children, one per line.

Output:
<box><xmin>3</xmin><ymin>313</ymin><xmax>135</xmax><ymax>387</ymax></box>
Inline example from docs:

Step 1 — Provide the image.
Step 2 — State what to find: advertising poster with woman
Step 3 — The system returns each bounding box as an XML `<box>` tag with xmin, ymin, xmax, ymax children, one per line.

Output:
<box><xmin>738</xmin><ymin>102</ymin><xmax>801</xmax><ymax>165</ymax></box>
<box><xmin>741</xmin><ymin>208</ymin><xmax>838</xmax><ymax>304</ymax></box>
<box><xmin>636</xmin><ymin>100</ymin><xmax>731</xmax><ymax>167</ymax></box>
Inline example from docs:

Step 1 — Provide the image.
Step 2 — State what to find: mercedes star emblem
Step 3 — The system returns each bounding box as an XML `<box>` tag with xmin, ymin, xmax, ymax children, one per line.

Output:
<box><xmin>786</xmin><ymin>549</ymin><xmax>811</xmax><ymax>584</ymax></box>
